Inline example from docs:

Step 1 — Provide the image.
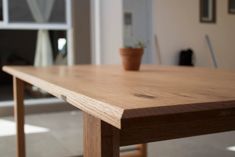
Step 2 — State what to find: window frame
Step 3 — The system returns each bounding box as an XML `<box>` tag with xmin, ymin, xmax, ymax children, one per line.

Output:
<box><xmin>0</xmin><ymin>0</ymin><xmax>72</xmax><ymax>30</ymax></box>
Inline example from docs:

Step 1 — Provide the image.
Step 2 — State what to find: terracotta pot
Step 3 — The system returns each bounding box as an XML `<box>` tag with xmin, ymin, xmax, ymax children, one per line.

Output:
<box><xmin>119</xmin><ymin>48</ymin><xmax>144</xmax><ymax>71</ymax></box>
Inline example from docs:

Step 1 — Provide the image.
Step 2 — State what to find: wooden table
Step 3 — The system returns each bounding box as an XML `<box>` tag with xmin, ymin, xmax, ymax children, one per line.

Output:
<box><xmin>3</xmin><ymin>65</ymin><xmax>235</xmax><ymax>157</ymax></box>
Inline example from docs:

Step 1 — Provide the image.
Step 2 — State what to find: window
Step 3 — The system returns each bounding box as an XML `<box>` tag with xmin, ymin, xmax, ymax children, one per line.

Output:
<box><xmin>0</xmin><ymin>0</ymin><xmax>71</xmax><ymax>30</ymax></box>
<box><xmin>0</xmin><ymin>0</ymin><xmax>73</xmax><ymax>65</ymax></box>
<box><xmin>0</xmin><ymin>0</ymin><xmax>73</xmax><ymax>102</ymax></box>
<box><xmin>8</xmin><ymin>0</ymin><xmax>66</xmax><ymax>23</ymax></box>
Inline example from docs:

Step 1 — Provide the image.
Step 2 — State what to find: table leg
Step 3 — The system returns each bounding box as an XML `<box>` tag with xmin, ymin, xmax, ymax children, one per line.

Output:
<box><xmin>13</xmin><ymin>77</ymin><xmax>26</xmax><ymax>157</ymax></box>
<box><xmin>137</xmin><ymin>144</ymin><xmax>147</xmax><ymax>157</ymax></box>
<box><xmin>121</xmin><ymin>144</ymin><xmax>147</xmax><ymax>157</ymax></box>
<box><xmin>83</xmin><ymin>113</ymin><xmax>120</xmax><ymax>157</ymax></box>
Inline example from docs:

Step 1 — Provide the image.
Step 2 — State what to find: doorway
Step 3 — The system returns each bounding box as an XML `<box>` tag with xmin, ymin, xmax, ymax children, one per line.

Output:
<box><xmin>123</xmin><ymin>0</ymin><xmax>155</xmax><ymax>64</ymax></box>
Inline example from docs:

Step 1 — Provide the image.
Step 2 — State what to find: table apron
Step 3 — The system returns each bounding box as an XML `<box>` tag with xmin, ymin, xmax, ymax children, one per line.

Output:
<box><xmin>120</xmin><ymin>110</ymin><xmax>235</xmax><ymax>146</ymax></box>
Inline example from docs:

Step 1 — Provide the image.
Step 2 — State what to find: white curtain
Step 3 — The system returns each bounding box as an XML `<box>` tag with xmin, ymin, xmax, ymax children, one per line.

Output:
<box><xmin>26</xmin><ymin>0</ymin><xmax>55</xmax><ymax>67</ymax></box>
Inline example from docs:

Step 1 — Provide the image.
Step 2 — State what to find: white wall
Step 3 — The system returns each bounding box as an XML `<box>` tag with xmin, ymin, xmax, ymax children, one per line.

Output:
<box><xmin>91</xmin><ymin>0</ymin><xmax>123</xmax><ymax>64</ymax></box>
<box><xmin>153</xmin><ymin>0</ymin><xmax>235</xmax><ymax>69</ymax></box>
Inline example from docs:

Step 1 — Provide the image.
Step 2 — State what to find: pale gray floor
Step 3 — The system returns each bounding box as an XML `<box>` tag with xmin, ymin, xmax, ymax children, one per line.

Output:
<box><xmin>0</xmin><ymin>111</ymin><xmax>235</xmax><ymax>157</ymax></box>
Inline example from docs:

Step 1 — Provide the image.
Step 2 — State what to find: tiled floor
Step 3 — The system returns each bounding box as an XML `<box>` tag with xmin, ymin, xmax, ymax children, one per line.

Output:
<box><xmin>0</xmin><ymin>111</ymin><xmax>235</xmax><ymax>157</ymax></box>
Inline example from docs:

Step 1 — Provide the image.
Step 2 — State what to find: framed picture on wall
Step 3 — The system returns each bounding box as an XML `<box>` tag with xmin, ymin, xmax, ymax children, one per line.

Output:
<box><xmin>124</xmin><ymin>12</ymin><xmax>132</xmax><ymax>26</ymax></box>
<box><xmin>0</xmin><ymin>0</ymin><xmax>3</xmax><ymax>21</ymax></box>
<box><xmin>229</xmin><ymin>0</ymin><xmax>235</xmax><ymax>14</ymax></box>
<box><xmin>200</xmin><ymin>0</ymin><xmax>216</xmax><ymax>23</ymax></box>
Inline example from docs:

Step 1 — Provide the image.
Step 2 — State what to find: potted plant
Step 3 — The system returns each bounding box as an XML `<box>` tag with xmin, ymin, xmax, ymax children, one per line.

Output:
<box><xmin>120</xmin><ymin>41</ymin><xmax>145</xmax><ymax>71</ymax></box>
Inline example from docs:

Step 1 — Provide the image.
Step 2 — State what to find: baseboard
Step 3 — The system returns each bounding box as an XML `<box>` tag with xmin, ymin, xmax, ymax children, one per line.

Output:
<box><xmin>0</xmin><ymin>98</ymin><xmax>78</xmax><ymax>117</ymax></box>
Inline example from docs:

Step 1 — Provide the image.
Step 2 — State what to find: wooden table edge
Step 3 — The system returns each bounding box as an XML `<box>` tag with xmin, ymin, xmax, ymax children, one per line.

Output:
<box><xmin>3</xmin><ymin>66</ymin><xmax>124</xmax><ymax>129</ymax></box>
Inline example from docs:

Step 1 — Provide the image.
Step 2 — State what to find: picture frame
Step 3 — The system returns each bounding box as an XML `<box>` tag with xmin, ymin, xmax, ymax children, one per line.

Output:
<box><xmin>124</xmin><ymin>12</ymin><xmax>132</xmax><ymax>26</ymax></box>
<box><xmin>0</xmin><ymin>0</ymin><xmax>2</xmax><ymax>21</ymax></box>
<box><xmin>200</xmin><ymin>0</ymin><xmax>216</xmax><ymax>23</ymax></box>
<box><xmin>228</xmin><ymin>0</ymin><xmax>235</xmax><ymax>14</ymax></box>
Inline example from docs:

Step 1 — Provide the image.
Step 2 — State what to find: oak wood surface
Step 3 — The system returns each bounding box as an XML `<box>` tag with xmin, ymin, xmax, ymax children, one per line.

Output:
<box><xmin>13</xmin><ymin>77</ymin><xmax>26</xmax><ymax>157</ymax></box>
<box><xmin>83</xmin><ymin>113</ymin><xmax>146</xmax><ymax>157</ymax></box>
<box><xmin>83</xmin><ymin>113</ymin><xmax>120</xmax><ymax>157</ymax></box>
<box><xmin>3</xmin><ymin>65</ymin><xmax>235</xmax><ymax>129</ymax></box>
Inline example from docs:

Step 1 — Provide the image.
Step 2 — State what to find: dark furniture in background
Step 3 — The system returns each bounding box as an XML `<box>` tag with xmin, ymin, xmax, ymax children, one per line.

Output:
<box><xmin>179</xmin><ymin>49</ymin><xmax>194</xmax><ymax>66</ymax></box>
<box><xmin>0</xmin><ymin>30</ymin><xmax>37</xmax><ymax>85</ymax></box>
<box><xmin>0</xmin><ymin>30</ymin><xmax>66</xmax><ymax>85</ymax></box>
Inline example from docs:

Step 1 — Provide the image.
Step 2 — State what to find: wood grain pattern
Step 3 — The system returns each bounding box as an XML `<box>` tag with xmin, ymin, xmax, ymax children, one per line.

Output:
<box><xmin>13</xmin><ymin>77</ymin><xmax>26</xmax><ymax>157</ymax></box>
<box><xmin>3</xmin><ymin>65</ymin><xmax>235</xmax><ymax>129</ymax></box>
<box><xmin>120</xmin><ymin>108</ymin><xmax>235</xmax><ymax>146</ymax></box>
<box><xmin>83</xmin><ymin>113</ymin><xmax>146</xmax><ymax>157</ymax></box>
<box><xmin>83</xmin><ymin>113</ymin><xmax>120</xmax><ymax>157</ymax></box>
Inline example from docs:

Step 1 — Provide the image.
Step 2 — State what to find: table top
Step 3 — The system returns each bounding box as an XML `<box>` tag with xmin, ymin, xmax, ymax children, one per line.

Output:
<box><xmin>3</xmin><ymin>65</ymin><xmax>235</xmax><ymax>129</ymax></box>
